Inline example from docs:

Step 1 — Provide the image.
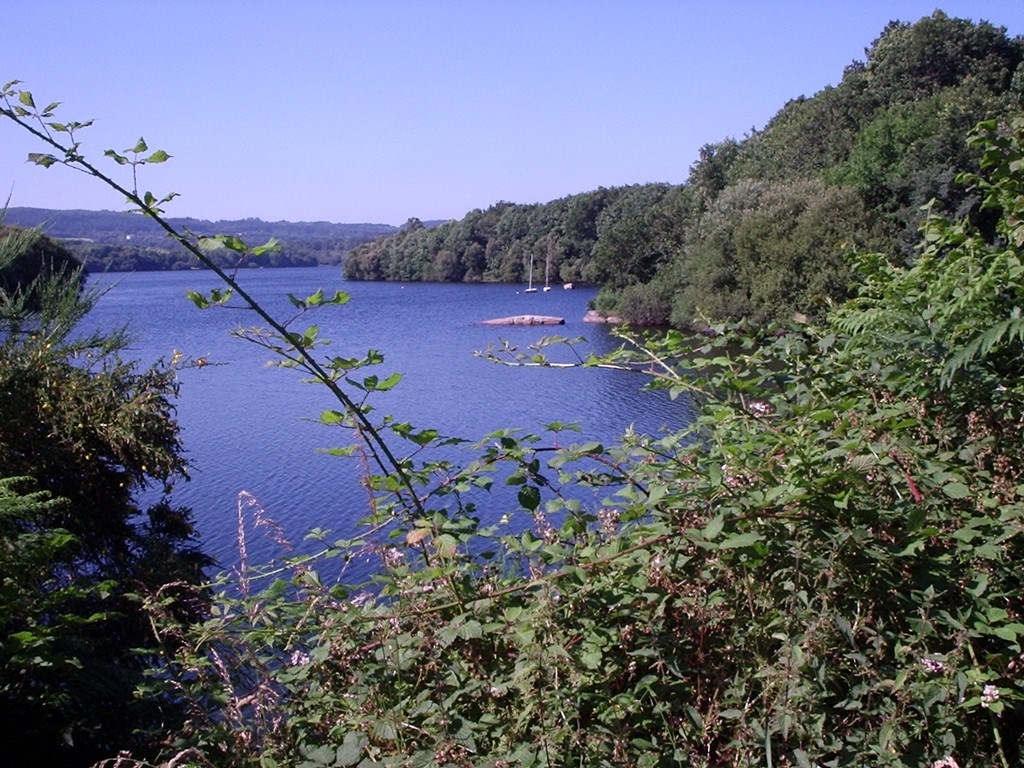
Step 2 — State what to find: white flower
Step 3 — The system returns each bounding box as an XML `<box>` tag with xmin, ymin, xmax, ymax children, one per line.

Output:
<box><xmin>746</xmin><ymin>399</ymin><xmax>774</xmax><ymax>416</ymax></box>
<box><xmin>981</xmin><ymin>683</ymin><xmax>1000</xmax><ymax>708</ymax></box>
<box><xmin>930</xmin><ymin>757</ymin><xmax>960</xmax><ymax>768</ymax></box>
<box><xmin>382</xmin><ymin>546</ymin><xmax>404</xmax><ymax>567</ymax></box>
<box><xmin>597</xmin><ymin>507</ymin><xmax>620</xmax><ymax>538</ymax></box>
<box><xmin>289</xmin><ymin>649</ymin><xmax>311</xmax><ymax>667</ymax></box>
<box><xmin>920</xmin><ymin>656</ymin><xmax>946</xmax><ymax>674</ymax></box>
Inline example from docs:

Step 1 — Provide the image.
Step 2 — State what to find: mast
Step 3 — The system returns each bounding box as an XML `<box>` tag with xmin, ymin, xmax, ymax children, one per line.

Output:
<box><xmin>524</xmin><ymin>254</ymin><xmax>537</xmax><ymax>292</ymax></box>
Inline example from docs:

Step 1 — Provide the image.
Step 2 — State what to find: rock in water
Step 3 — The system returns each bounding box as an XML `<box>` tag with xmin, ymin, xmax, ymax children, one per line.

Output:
<box><xmin>481</xmin><ymin>314</ymin><xmax>565</xmax><ymax>326</ymax></box>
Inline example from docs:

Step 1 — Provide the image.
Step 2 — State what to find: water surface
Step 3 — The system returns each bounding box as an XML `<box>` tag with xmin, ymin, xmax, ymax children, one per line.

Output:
<box><xmin>82</xmin><ymin>268</ymin><xmax>693</xmax><ymax>572</ymax></box>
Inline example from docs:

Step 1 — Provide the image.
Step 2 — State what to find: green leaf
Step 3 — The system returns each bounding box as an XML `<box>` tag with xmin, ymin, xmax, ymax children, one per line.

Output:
<box><xmin>251</xmin><ymin>237</ymin><xmax>280</xmax><ymax>256</ymax></box>
<box><xmin>707</xmin><ymin>463</ymin><xmax>723</xmax><ymax>487</ymax></box>
<box><xmin>10</xmin><ymin>630</ymin><xmax>39</xmax><ymax>645</ymax></box>
<box><xmin>18</xmin><ymin>90</ymin><xmax>35</xmax><ymax>108</ymax></box>
<box><xmin>375</xmin><ymin>372</ymin><xmax>403</xmax><ymax>391</ymax></box>
<box><xmin>408</xmin><ymin>427</ymin><xmax>437</xmax><ymax>445</ymax></box>
<box><xmin>942</xmin><ymin>482</ymin><xmax>971</xmax><ymax>499</ymax></box>
<box><xmin>702</xmin><ymin>514</ymin><xmax>725</xmax><ymax>541</ymax></box>
<box><xmin>581</xmin><ymin>648</ymin><xmax>603</xmax><ymax>669</ymax></box>
<box><xmin>144</xmin><ymin>149</ymin><xmax>170</xmax><ymax>163</ymax></box>
<box><xmin>518</xmin><ymin>485</ymin><xmax>541</xmax><ymax>511</ymax></box>
<box><xmin>186</xmin><ymin>290</ymin><xmax>209</xmax><ymax>309</ymax></box>
<box><xmin>301</xmin><ymin>325</ymin><xmax>320</xmax><ymax>346</ymax></box>
<box><xmin>220</xmin><ymin>235</ymin><xmax>247</xmax><ymax>253</ymax></box>
<box><xmin>27</xmin><ymin>153</ymin><xmax>57</xmax><ymax>168</ymax></box>
<box><xmin>992</xmin><ymin>623</ymin><xmax>1024</xmax><ymax>643</ymax></box>
<box><xmin>370</xmin><ymin>720</ymin><xmax>398</xmax><ymax>742</ymax></box>
<box><xmin>104</xmin><ymin>148</ymin><xmax>129</xmax><ymax>165</ymax></box>
<box><xmin>320</xmin><ymin>410</ymin><xmax>346</xmax><ymax>425</ymax></box>
<box><xmin>199</xmin><ymin>234</ymin><xmax>247</xmax><ymax>253</ymax></box>
<box><xmin>130</xmin><ymin>137</ymin><xmax>148</xmax><ymax>154</ymax></box>
<box><xmin>647</xmin><ymin>482</ymin><xmax>668</xmax><ymax>505</ymax></box>
<box><xmin>718</xmin><ymin>532</ymin><xmax>763</xmax><ymax>549</ymax></box>
<box><xmin>298</xmin><ymin>743</ymin><xmax>337</xmax><ymax>766</ymax></box>
<box><xmin>208</xmin><ymin>288</ymin><xmax>232</xmax><ymax>305</ymax></box>
<box><xmin>320</xmin><ymin>445</ymin><xmax>358</xmax><ymax>457</ymax></box>
<box><xmin>335</xmin><ymin>732</ymin><xmax>368</xmax><ymax>766</ymax></box>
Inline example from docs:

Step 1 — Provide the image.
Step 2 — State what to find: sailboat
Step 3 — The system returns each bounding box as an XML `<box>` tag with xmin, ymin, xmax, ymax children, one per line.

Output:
<box><xmin>543</xmin><ymin>252</ymin><xmax>552</xmax><ymax>292</ymax></box>
<box><xmin>524</xmin><ymin>255</ymin><xmax>538</xmax><ymax>293</ymax></box>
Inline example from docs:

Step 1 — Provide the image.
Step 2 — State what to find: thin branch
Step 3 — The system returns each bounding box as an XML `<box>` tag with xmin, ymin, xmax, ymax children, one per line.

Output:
<box><xmin>1</xmin><ymin>94</ymin><xmax>428</xmax><ymax>522</ymax></box>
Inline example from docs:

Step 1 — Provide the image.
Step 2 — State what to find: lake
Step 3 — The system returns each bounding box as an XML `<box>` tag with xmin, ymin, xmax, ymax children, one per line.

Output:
<box><xmin>81</xmin><ymin>267</ymin><xmax>694</xmax><ymax>573</ymax></box>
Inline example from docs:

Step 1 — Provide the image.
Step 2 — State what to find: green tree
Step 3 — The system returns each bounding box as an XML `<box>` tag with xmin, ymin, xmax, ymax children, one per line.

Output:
<box><xmin>727</xmin><ymin>82</ymin><xmax>873</xmax><ymax>186</ymax></box>
<box><xmin>585</xmin><ymin>184</ymin><xmax>678</xmax><ymax>288</ymax></box>
<box><xmin>864</xmin><ymin>11</ymin><xmax>1022</xmax><ymax>103</ymax></box>
<box><xmin>729</xmin><ymin>178</ymin><xmax>864</xmax><ymax>322</ymax></box>
<box><xmin>688</xmin><ymin>137</ymin><xmax>741</xmax><ymax>201</ymax></box>
<box><xmin>0</xmin><ymin>224</ymin><xmax>83</xmax><ymax>312</ymax></box>
<box><xmin>0</xmin><ymin>225</ymin><xmax>210</xmax><ymax>766</ymax></box>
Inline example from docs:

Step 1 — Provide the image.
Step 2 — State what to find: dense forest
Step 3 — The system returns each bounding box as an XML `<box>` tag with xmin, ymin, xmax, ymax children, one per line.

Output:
<box><xmin>345</xmin><ymin>11</ymin><xmax>1024</xmax><ymax>327</ymax></box>
<box><xmin>2</xmin><ymin>207</ymin><xmax>399</xmax><ymax>271</ymax></box>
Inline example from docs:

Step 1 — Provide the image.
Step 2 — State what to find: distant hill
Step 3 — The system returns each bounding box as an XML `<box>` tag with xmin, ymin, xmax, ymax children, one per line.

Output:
<box><xmin>2</xmin><ymin>207</ymin><xmax>400</xmax><ymax>271</ymax></box>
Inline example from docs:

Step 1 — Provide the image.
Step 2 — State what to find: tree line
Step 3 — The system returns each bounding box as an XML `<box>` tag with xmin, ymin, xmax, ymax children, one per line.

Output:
<box><xmin>345</xmin><ymin>11</ymin><xmax>1024</xmax><ymax>327</ymax></box>
<box><xmin>3</xmin><ymin>206</ymin><xmax>398</xmax><ymax>271</ymax></box>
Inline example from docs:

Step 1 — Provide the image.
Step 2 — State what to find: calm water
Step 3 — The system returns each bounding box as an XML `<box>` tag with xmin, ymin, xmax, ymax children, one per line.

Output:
<box><xmin>81</xmin><ymin>267</ymin><xmax>693</xmax><ymax>571</ymax></box>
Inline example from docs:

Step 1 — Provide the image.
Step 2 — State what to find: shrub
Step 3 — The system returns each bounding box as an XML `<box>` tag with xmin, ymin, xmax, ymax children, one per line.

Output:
<box><xmin>136</xmin><ymin>118</ymin><xmax>1023</xmax><ymax>767</ymax></box>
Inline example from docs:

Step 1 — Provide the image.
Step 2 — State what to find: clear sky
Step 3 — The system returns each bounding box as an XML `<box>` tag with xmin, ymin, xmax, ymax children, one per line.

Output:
<box><xmin>2</xmin><ymin>1</ymin><xmax>1022</xmax><ymax>226</ymax></box>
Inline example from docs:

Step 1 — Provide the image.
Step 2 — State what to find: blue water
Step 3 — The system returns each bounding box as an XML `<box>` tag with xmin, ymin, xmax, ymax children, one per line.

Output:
<box><xmin>82</xmin><ymin>267</ymin><xmax>693</xmax><ymax>572</ymax></box>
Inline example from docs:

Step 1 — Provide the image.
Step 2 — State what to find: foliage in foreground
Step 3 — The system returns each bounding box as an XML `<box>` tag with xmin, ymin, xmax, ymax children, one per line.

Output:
<box><xmin>0</xmin><ymin>221</ymin><xmax>211</xmax><ymax>764</ymax></box>
<box><xmin>2</xmin><ymin>83</ymin><xmax>1022</xmax><ymax>767</ymax></box>
<box><xmin>124</xmin><ymin>120</ymin><xmax>1024</xmax><ymax>767</ymax></box>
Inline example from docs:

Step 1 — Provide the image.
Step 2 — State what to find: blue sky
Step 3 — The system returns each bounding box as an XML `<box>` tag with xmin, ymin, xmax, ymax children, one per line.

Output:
<box><xmin>2</xmin><ymin>1</ymin><xmax>1022</xmax><ymax>225</ymax></box>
